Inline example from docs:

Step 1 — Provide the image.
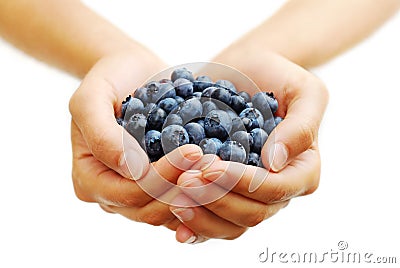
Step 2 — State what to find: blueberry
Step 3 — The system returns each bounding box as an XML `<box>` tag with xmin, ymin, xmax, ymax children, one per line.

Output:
<box><xmin>174</xmin><ymin>78</ymin><xmax>194</xmax><ymax>98</ymax></box>
<box><xmin>126</xmin><ymin>113</ymin><xmax>147</xmax><ymax>140</ymax></box>
<box><xmin>175</xmin><ymin>98</ymin><xmax>203</xmax><ymax>124</ymax></box>
<box><xmin>250</xmin><ymin>128</ymin><xmax>268</xmax><ymax>154</ymax></box>
<box><xmin>247</xmin><ymin>102</ymin><xmax>253</xmax><ymax>108</ymax></box>
<box><xmin>193</xmin><ymin>75</ymin><xmax>213</xmax><ymax>92</ymax></box>
<box><xmin>192</xmin><ymin>92</ymin><xmax>202</xmax><ymax>99</ymax></box>
<box><xmin>230</xmin><ymin>95</ymin><xmax>248</xmax><ymax>114</ymax></box>
<box><xmin>219</xmin><ymin>140</ymin><xmax>247</xmax><ymax>164</ymax></box>
<box><xmin>238</xmin><ymin>91</ymin><xmax>251</xmax><ymax>102</ymax></box>
<box><xmin>211</xmin><ymin>87</ymin><xmax>232</xmax><ymax>106</ymax></box>
<box><xmin>274</xmin><ymin>116</ymin><xmax>283</xmax><ymax>125</ymax></box>
<box><xmin>145</xmin><ymin>81</ymin><xmax>161</xmax><ymax>103</ymax></box>
<box><xmin>202</xmin><ymin>100</ymin><xmax>218</xmax><ymax>116</ymax></box>
<box><xmin>201</xmin><ymin>86</ymin><xmax>218</xmax><ymax>98</ymax></box>
<box><xmin>215</xmin><ymin>79</ymin><xmax>237</xmax><ymax>93</ymax></box>
<box><xmin>145</xmin><ymin>130</ymin><xmax>163</xmax><ymax>158</ymax></box>
<box><xmin>204</xmin><ymin>110</ymin><xmax>232</xmax><ymax>140</ymax></box>
<box><xmin>121</xmin><ymin>97</ymin><xmax>144</xmax><ymax>120</ymax></box>
<box><xmin>231</xmin><ymin>130</ymin><xmax>253</xmax><ymax>153</ymax></box>
<box><xmin>199</xmin><ymin>138</ymin><xmax>223</xmax><ymax>155</ymax></box>
<box><xmin>263</xmin><ymin>117</ymin><xmax>276</xmax><ymax>135</ymax></box>
<box><xmin>142</xmin><ymin>103</ymin><xmax>157</xmax><ymax>116</ymax></box>
<box><xmin>116</xmin><ymin>117</ymin><xmax>125</xmax><ymax>127</ymax></box>
<box><xmin>161</xmin><ymin>124</ymin><xmax>189</xmax><ymax>154</ymax></box>
<box><xmin>247</xmin><ymin>152</ymin><xmax>261</xmax><ymax>166</ymax></box>
<box><xmin>196</xmin><ymin>118</ymin><xmax>205</xmax><ymax>128</ymax></box>
<box><xmin>239</xmin><ymin>108</ymin><xmax>264</xmax><ymax>131</ymax></box>
<box><xmin>147</xmin><ymin>107</ymin><xmax>167</xmax><ymax>131</ymax></box>
<box><xmin>230</xmin><ymin>116</ymin><xmax>246</xmax><ymax>134</ymax></box>
<box><xmin>184</xmin><ymin>122</ymin><xmax>206</xmax><ymax>145</ymax></box>
<box><xmin>226</xmin><ymin>109</ymin><xmax>238</xmax><ymax>119</ymax></box>
<box><xmin>174</xmin><ymin>96</ymin><xmax>185</xmax><ymax>105</ymax></box>
<box><xmin>134</xmin><ymin>87</ymin><xmax>150</xmax><ymax>105</ymax></box>
<box><xmin>251</xmin><ymin>92</ymin><xmax>278</xmax><ymax>119</ymax></box>
<box><xmin>171</xmin><ymin>67</ymin><xmax>194</xmax><ymax>82</ymax></box>
<box><xmin>158</xmin><ymin>97</ymin><xmax>178</xmax><ymax>114</ymax></box>
<box><xmin>155</xmin><ymin>82</ymin><xmax>176</xmax><ymax>102</ymax></box>
<box><xmin>163</xmin><ymin>113</ymin><xmax>183</xmax><ymax>128</ymax></box>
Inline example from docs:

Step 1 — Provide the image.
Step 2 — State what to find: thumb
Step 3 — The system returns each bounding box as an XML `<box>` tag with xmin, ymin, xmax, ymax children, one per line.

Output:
<box><xmin>69</xmin><ymin>73</ymin><xmax>149</xmax><ymax>179</ymax></box>
<box><xmin>262</xmin><ymin>79</ymin><xmax>328</xmax><ymax>172</ymax></box>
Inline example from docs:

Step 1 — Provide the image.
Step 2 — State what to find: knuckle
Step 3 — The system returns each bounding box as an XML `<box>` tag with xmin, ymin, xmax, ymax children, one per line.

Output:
<box><xmin>245</xmin><ymin>208</ymin><xmax>267</xmax><ymax>227</ymax></box>
<box><xmin>71</xmin><ymin>168</ymin><xmax>92</xmax><ymax>203</ymax></box>
<box><xmin>225</xmin><ymin>227</ymin><xmax>247</xmax><ymax>240</ymax></box>
<box><xmin>139</xmin><ymin>212</ymin><xmax>170</xmax><ymax>226</ymax></box>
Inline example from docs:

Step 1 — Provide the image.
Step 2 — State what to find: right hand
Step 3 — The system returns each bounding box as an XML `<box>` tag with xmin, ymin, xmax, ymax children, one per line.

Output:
<box><xmin>69</xmin><ymin>50</ymin><xmax>203</xmax><ymax>229</ymax></box>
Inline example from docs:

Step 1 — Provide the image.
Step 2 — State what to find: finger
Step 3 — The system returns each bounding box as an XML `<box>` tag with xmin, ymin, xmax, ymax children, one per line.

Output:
<box><xmin>72</xmin><ymin>124</ymin><xmax>202</xmax><ymax>207</ymax></box>
<box><xmin>177</xmin><ymin>172</ymin><xmax>289</xmax><ymax>227</ymax></box>
<box><xmin>189</xmin><ymin>149</ymin><xmax>320</xmax><ymax>204</ymax></box>
<box><xmin>263</xmin><ymin>76</ymin><xmax>328</xmax><ymax>172</ymax></box>
<box><xmin>69</xmin><ymin>74</ymin><xmax>148</xmax><ymax>180</ymax></box>
<box><xmin>169</xmin><ymin>194</ymin><xmax>247</xmax><ymax>240</ymax></box>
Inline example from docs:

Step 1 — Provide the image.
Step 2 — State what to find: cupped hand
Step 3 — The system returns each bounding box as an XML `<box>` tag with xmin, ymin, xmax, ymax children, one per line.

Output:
<box><xmin>69</xmin><ymin>50</ymin><xmax>203</xmax><ymax>229</ymax></box>
<box><xmin>170</xmin><ymin>49</ymin><xmax>328</xmax><ymax>243</ymax></box>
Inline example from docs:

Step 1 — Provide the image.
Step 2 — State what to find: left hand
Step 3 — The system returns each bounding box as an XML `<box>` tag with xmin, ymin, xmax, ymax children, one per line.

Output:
<box><xmin>169</xmin><ymin>49</ymin><xmax>328</xmax><ymax>243</ymax></box>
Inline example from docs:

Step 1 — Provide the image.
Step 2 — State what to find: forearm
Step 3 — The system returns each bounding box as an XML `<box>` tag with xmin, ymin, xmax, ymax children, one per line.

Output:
<box><xmin>0</xmin><ymin>0</ymin><xmax>159</xmax><ymax>78</ymax></box>
<box><xmin>216</xmin><ymin>0</ymin><xmax>400</xmax><ymax>68</ymax></box>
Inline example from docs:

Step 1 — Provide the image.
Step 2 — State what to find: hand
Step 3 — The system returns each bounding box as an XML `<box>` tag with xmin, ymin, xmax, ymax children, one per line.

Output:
<box><xmin>69</xmin><ymin>50</ymin><xmax>203</xmax><ymax>229</ymax></box>
<box><xmin>169</xmin><ymin>49</ymin><xmax>328</xmax><ymax>243</ymax></box>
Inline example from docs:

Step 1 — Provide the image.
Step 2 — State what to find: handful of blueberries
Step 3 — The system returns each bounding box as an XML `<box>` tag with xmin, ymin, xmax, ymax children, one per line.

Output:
<box><xmin>117</xmin><ymin>67</ymin><xmax>282</xmax><ymax>167</ymax></box>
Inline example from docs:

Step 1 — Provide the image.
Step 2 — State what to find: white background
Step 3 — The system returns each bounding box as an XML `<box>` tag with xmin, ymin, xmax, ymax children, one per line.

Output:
<box><xmin>1</xmin><ymin>1</ymin><xmax>399</xmax><ymax>267</ymax></box>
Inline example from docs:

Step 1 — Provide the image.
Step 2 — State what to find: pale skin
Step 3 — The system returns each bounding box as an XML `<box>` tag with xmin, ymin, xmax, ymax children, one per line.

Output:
<box><xmin>1</xmin><ymin>0</ymin><xmax>399</xmax><ymax>243</ymax></box>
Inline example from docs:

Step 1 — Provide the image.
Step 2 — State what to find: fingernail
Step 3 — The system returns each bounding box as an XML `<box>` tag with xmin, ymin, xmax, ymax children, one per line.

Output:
<box><xmin>170</xmin><ymin>207</ymin><xmax>195</xmax><ymax>222</ymax></box>
<box><xmin>184</xmin><ymin>235</ymin><xmax>197</xmax><ymax>244</ymax></box>
<box><xmin>123</xmin><ymin>149</ymin><xmax>145</xmax><ymax>180</ymax></box>
<box><xmin>269</xmin><ymin>143</ymin><xmax>288</xmax><ymax>172</ymax></box>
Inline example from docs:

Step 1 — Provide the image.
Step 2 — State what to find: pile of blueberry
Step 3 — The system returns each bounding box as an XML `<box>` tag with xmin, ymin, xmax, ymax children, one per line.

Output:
<box><xmin>117</xmin><ymin>67</ymin><xmax>282</xmax><ymax>166</ymax></box>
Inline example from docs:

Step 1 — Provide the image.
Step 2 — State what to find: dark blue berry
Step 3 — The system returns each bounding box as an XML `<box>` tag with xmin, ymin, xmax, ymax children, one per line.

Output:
<box><xmin>202</xmin><ymin>100</ymin><xmax>218</xmax><ymax>116</ymax></box>
<box><xmin>204</xmin><ymin>110</ymin><xmax>232</xmax><ymax>140</ymax></box>
<box><xmin>274</xmin><ymin>116</ymin><xmax>283</xmax><ymax>125</ymax></box>
<box><xmin>142</xmin><ymin>103</ymin><xmax>157</xmax><ymax>116</ymax></box>
<box><xmin>219</xmin><ymin>140</ymin><xmax>247</xmax><ymax>164</ymax></box>
<box><xmin>230</xmin><ymin>116</ymin><xmax>247</xmax><ymax>133</ymax></box>
<box><xmin>230</xmin><ymin>95</ymin><xmax>248</xmax><ymax>114</ymax></box>
<box><xmin>171</xmin><ymin>67</ymin><xmax>194</xmax><ymax>82</ymax></box>
<box><xmin>145</xmin><ymin>130</ymin><xmax>163</xmax><ymax>158</ymax></box>
<box><xmin>155</xmin><ymin>82</ymin><xmax>176</xmax><ymax>102</ymax></box>
<box><xmin>116</xmin><ymin>117</ymin><xmax>125</xmax><ymax>127</ymax></box>
<box><xmin>231</xmin><ymin>130</ymin><xmax>253</xmax><ymax>153</ymax></box>
<box><xmin>211</xmin><ymin>87</ymin><xmax>232</xmax><ymax>106</ymax></box>
<box><xmin>250</xmin><ymin>128</ymin><xmax>268</xmax><ymax>154</ymax></box>
<box><xmin>215</xmin><ymin>79</ymin><xmax>237</xmax><ymax>93</ymax></box>
<box><xmin>161</xmin><ymin>124</ymin><xmax>189</xmax><ymax>154</ymax></box>
<box><xmin>163</xmin><ymin>113</ymin><xmax>183</xmax><ymax>128</ymax></box>
<box><xmin>147</xmin><ymin>107</ymin><xmax>167</xmax><ymax>131</ymax></box>
<box><xmin>199</xmin><ymin>138</ymin><xmax>222</xmax><ymax>155</ymax></box>
<box><xmin>192</xmin><ymin>92</ymin><xmax>202</xmax><ymax>99</ymax></box>
<box><xmin>134</xmin><ymin>87</ymin><xmax>150</xmax><ymax>105</ymax></box>
<box><xmin>184</xmin><ymin>122</ymin><xmax>206</xmax><ymax>145</ymax></box>
<box><xmin>174</xmin><ymin>96</ymin><xmax>185</xmax><ymax>105</ymax></box>
<box><xmin>239</xmin><ymin>108</ymin><xmax>264</xmax><ymax>131</ymax></box>
<box><xmin>251</xmin><ymin>92</ymin><xmax>278</xmax><ymax>119</ymax></box>
<box><xmin>196</xmin><ymin>118</ymin><xmax>205</xmax><ymax>128</ymax></box>
<box><xmin>193</xmin><ymin>75</ymin><xmax>213</xmax><ymax>92</ymax></box>
<box><xmin>158</xmin><ymin>97</ymin><xmax>178</xmax><ymax>114</ymax></box>
<box><xmin>238</xmin><ymin>91</ymin><xmax>251</xmax><ymax>102</ymax></box>
<box><xmin>247</xmin><ymin>152</ymin><xmax>261</xmax><ymax>166</ymax></box>
<box><xmin>263</xmin><ymin>117</ymin><xmax>276</xmax><ymax>135</ymax></box>
<box><xmin>201</xmin><ymin>86</ymin><xmax>218</xmax><ymax>98</ymax></box>
<box><xmin>126</xmin><ymin>113</ymin><xmax>147</xmax><ymax>141</ymax></box>
<box><xmin>123</xmin><ymin>97</ymin><xmax>144</xmax><ymax>120</ymax></box>
<box><xmin>174</xmin><ymin>78</ymin><xmax>194</xmax><ymax>98</ymax></box>
<box><xmin>175</xmin><ymin>98</ymin><xmax>203</xmax><ymax>124</ymax></box>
